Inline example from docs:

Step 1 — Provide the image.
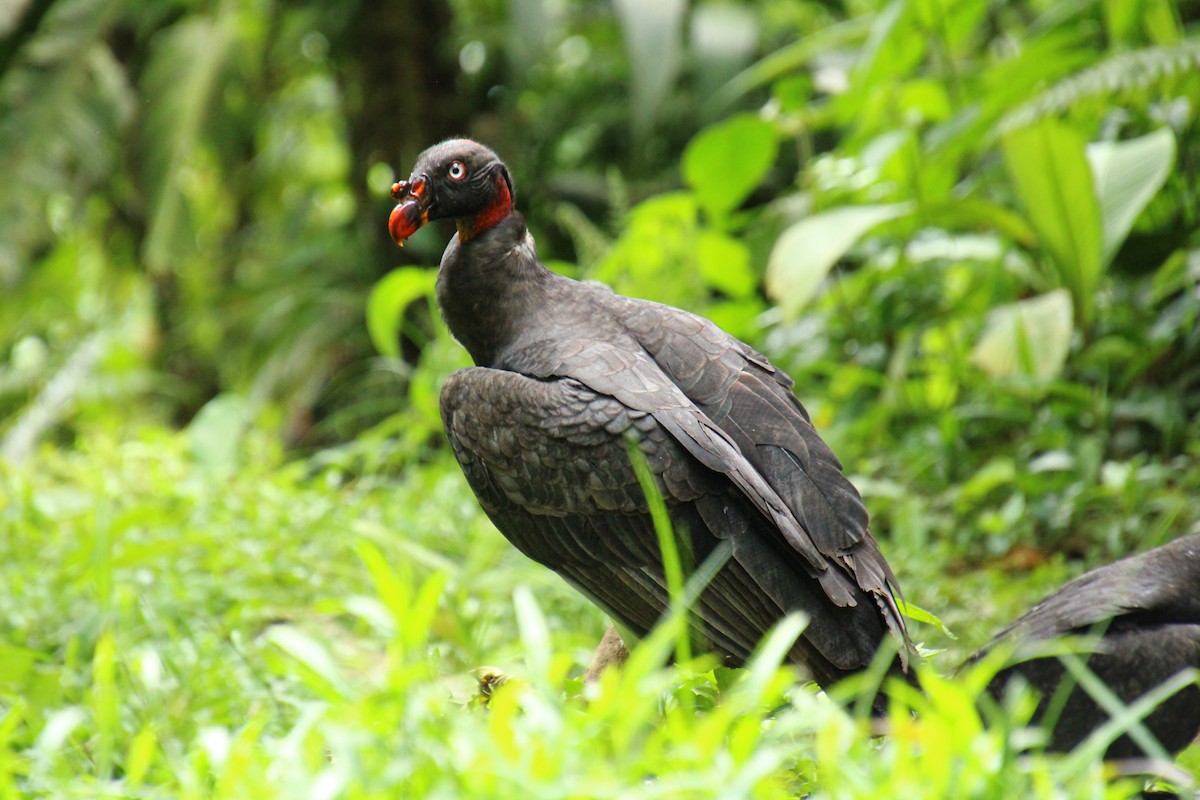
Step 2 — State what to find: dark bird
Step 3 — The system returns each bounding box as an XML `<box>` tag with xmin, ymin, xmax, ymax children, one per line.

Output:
<box><xmin>388</xmin><ymin>139</ymin><xmax>911</xmax><ymax>694</ymax></box>
<box><xmin>970</xmin><ymin>535</ymin><xmax>1200</xmax><ymax>758</ymax></box>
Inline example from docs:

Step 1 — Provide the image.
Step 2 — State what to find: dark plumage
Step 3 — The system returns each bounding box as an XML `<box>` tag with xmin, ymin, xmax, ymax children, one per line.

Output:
<box><xmin>970</xmin><ymin>535</ymin><xmax>1200</xmax><ymax>757</ymax></box>
<box><xmin>389</xmin><ymin>139</ymin><xmax>911</xmax><ymax>693</ymax></box>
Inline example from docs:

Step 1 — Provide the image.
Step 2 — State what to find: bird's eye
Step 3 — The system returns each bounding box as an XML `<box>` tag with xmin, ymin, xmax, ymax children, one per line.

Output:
<box><xmin>448</xmin><ymin>161</ymin><xmax>467</xmax><ymax>181</ymax></box>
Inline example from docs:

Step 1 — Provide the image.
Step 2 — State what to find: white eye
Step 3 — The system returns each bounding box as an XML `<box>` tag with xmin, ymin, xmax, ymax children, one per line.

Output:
<box><xmin>448</xmin><ymin>161</ymin><xmax>467</xmax><ymax>181</ymax></box>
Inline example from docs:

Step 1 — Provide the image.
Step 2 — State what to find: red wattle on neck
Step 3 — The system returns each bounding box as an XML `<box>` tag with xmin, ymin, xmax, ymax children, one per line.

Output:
<box><xmin>460</xmin><ymin>175</ymin><xmax>514</xmax><ymax>241</ymax></box>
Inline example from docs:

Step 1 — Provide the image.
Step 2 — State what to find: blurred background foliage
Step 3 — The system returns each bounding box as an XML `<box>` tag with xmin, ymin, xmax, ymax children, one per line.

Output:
<box><xmin>2</xmin><ymin>0</ymin><xmax>1200</xmax><ymax>792</ymax></box>
<box><xmin>3</xmin><ymin>0</ymin><xmax>1197</xmax><ymax>558</ymax></box>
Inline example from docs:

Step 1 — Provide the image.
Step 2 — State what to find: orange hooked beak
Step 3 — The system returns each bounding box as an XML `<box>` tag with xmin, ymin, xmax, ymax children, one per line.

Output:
<box><xmin>388</xmin><ymin>176</ymin><xmax>431</xmax><ymax>246</ymax></box>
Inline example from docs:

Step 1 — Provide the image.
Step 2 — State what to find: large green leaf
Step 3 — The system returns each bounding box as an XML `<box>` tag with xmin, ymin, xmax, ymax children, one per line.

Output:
<box><xmin>1002</xmin><ymin>121</ymin><xmax>1103</xmax><ymax>327</ymax></box>
<box><xmin>972</xmin><ymin>290</ymin><xmax>1073</xmax><ymax>382</ymax></box>
<box><xmin>694</xmin><ymin>229</ymin><xmax>756</xmax><ymax>298</ymax></box>
<box><xmin>366</xmin><ymin>267</ymin><xmax>438</xmax><ymax>358</ymax></box>
<box><xmin>765</xmin><ymin>203</ymin><xmax>910</xmax><ymax>317</ymax></box>
<box><xmin>682</xmin><ymin>114</ymin><xmax>778</xmax><ymax>222</ymax></box>
<box><xmin>186</xmin><ymin>393</ymin><xmax>248</xmax><ymax>475</ymax></box>
<box><xmin>1087</xmin><ymin>127</ymin><xmax>1176</xmax><ymax>265</ymax></box>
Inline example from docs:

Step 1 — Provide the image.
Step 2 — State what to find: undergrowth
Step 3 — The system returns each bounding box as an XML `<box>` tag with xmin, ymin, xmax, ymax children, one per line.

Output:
<box><xmin>0</xmin><ymin>428</ymin><xmax>1194</xmax><ymax>797</ymax></box>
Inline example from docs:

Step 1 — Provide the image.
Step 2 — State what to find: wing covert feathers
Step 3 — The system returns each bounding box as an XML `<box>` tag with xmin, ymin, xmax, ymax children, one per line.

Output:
<box><xmin>442</xmin><ymin>355</ymin><xmax>911</xmax><ymax>683</ymax></box>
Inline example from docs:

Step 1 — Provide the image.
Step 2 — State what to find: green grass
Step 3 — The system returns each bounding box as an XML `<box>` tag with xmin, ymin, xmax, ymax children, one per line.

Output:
<box><xmin>0</xmin><ymin>427</ymin><xmax>1193</xmax><ymax>798</ymax></box>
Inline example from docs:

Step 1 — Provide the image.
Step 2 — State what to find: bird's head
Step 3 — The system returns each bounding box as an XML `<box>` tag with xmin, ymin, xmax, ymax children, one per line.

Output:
<box><xmin>388</xmin><ymin>139</ymin><xmax>516</xmax><ymax>246</ymax></box>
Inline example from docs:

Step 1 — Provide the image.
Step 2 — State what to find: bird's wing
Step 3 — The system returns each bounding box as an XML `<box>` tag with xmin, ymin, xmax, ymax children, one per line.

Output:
<box><xmin>440</xmin><ymin>367</ymin><xmax>892</xmax><ymax>678</ymax></box>
<box><xmin>620</xmin><ymin>300</ymin><xmax>884</xmax><ymax>543</ymax></box>
<box><xmin>983</xmin><ymin>536</ymin><xmax>1200</xmax><ymax>648</ymax></box>
<box><xmin>605</xmin><ymin>295</ymin><xmax>907</xmax><ymax>648</ymax></box>
<box><xmin>501</xmin><ymin>331</ymin><xmax>866</xmax><ymax>611</ymax></box>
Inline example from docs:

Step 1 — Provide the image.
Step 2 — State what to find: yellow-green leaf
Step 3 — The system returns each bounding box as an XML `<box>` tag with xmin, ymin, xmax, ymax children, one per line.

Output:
<box><xmin>972</xmin><ymin>289</ymin><xmax>1073</xmax><ymax>382</ymax></box>
<box><xmin>366</xmin><ymin>267</ymin><xmax>437</xmax><ymax>358</ymax></box>
<box><xmin>1087</xmin><ymin>127</ymin><xmax>1175</xmax><ymax>265</ymax></box>
<box><xmin>1002</xmin><ymin>121</ymin><xmax>1102</xmax><ymax>327</ymax></box>
<box><xmin>683</xmin><ymin>114</ymin><xmax>777</xmax><ymax>221</ymax></box>
<box><xmin>766</xmin><ymin>203</ymin><xmax>910</xmax><ymax>317</ymax></box>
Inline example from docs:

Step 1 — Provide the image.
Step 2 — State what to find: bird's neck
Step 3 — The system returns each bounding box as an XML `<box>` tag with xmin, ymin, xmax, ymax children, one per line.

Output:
<box><xmin>436</xmin><ymin>214</ymin><xmax>557</xmax><ymax>367</ymax></box>
<box><xmin>455</xmin><ymin>174</ymin><xmax>514</xmax><ymax>242</ymax></box>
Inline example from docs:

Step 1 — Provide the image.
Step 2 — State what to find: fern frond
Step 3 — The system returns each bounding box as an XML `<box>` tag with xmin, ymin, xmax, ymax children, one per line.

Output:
<box><xmin>998</xmin><ymin>41</ymin><xmax>1200</xmax><ymax>135</ymax></box>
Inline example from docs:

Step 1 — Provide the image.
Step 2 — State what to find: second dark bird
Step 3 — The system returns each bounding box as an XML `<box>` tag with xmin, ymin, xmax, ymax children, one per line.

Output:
<box><xmin>971</xmin><ymin>534</ymin><xmax>1200</xmax><ymax>758</ymax></box>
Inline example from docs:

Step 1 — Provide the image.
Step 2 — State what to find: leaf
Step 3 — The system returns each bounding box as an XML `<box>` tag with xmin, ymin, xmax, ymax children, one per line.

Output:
<box><xmin>613</xmin><ymin>0</ymin><xmax>685</xmax><ymax>137</ymax></box>
<box><xmin>124</xmin><ymin>724</ymin><xmax>158</xmax><ymax>788</ymax></box>
<box><xmin>629</xmin><ymin>443</ymin><xmax>694</xmax><ymax>664</ymax></box>
<box><xmin>1002</xmin><ymin>121</ymin><xmax>1103</xmax><ymax>327</ymax></box>
<box><xmin>0</xmin><ymin>643</ymin><xmax>45</xmax><ymax>685</ymax></box>
<box><xmin>263</xmin><ymin>625</ymin><xmax>350</xmax><ymax>700</ymax></box>
<box><xmin>694</xmin><ymin>230</ymin><xmax>755</xmax><ymax>298</ymax></box>
<box><xmin>513</xmin><ymin>586</ymin><xmax>551</xmax><ymax>686</ymax></box>
<box><xmin>591</xmin><ymin>193</ymin><xmax>708</xmax><ymax>308</ymax></box>
<box><xmin>366</xmin><ymin>267</ymin><xmax>437</xmax><ymax>358</ymax></box>
<box><xmin>896</xmin><ymin>600</ymin><xmax>955</xmax><ymax>639</ymax></box>
<box><xmin>1102</xmin><ymin>0</ymin><xmax>1141</xmax><ymax>44</ymax></box>
<box><xmin>739</xmin><ymin>614</ymin><xmax>807</xmax><ymax>702</ymax></box>
<box><xmin>90</xmin><ymin>632</ymin><xmax>118</xmax><ymax>777</ymax></box>
<box><xmin>766</xmin><ymin>203</ymin><xmax>910</xmax><ymax>317</ymax></box>
<box><xmin>682</xmin><ymin>114</ymin><xmax>778</xmax><ymax>221</ymax></box>
<box><xmin>1087</xmin><ymin>128</ymin><xmax>1175</xmax><ymax>265</ymax></box>
<box><xmin>972</xmin><ymin>290</ymin><xmax>1074</xmax><ymax>381</ymax></box>
<box><xmin>1142</xmin><ymin>0</ymin><xmax>1182</xmax><ymax>45</ymax></box>
<box><xmin>346</xmin><ymin>557</ymin><xmax>442</xmax><ymax>679</ymax></box>
<box><xmin>956</xmin><ymin>458</ymin><xmax>1017</xmax><ymax>507</ymax></box>
<box><xmin>1058</xmin><ymin>659</ymin><xmax>1193</xmax><ymax>769</ymax></box>
<box><xmin>708</xmin><ymin>17</ymin><xmax>872</xmax><ymax>113</ymax></box>
<box><xmin>140</xmin><ymin>11</ymin><xmax>235</xmax><ymax>273</ymax></box>
<box><xmin>186</xmin><ymin>393</ymin><xmax>248</xmax><ymax>475</ymax></box>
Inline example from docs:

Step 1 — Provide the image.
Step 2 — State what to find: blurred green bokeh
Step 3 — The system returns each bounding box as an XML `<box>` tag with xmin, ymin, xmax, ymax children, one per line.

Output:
<box><xmin>3</xmin><ymin>0</ymin><xmax>1198</xmax><ymax>466</ymax></box>
<box><xmin>4</xmin><ymin>0</ymin><xmax>1198</xmax><ymax>563</ymax></box>
<box><xmin>2</xmin><ymin>0</ymin><xmax>1200</xmax><ymax>795</ymax></box>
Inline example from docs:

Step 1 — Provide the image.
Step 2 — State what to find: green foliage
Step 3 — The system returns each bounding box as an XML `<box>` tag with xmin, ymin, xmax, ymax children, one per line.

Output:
<box><xmin>139</xmin><ymin>7</ymin><xmax>237</xmax><ymax>275</ymax></box>
<box><xmin>612</xmin><ymin>0</ymin><xmax>686</xmax><ymax>140</ymax></box>
<box><xmin>1</xmin><ymin>0</ymin><xmax>393</xmax><ymax>447</ymax></box>
<box><xmin>0</xmin><ymin>439</ymin><xmax>1190</xmax><ymax>797</ymax></box>
<box><xmin>1000</xmin><ymin>123</ymin><xmax>1177</xmax><ymax>330</ymax></box>
<box><xmin>1088</xmin><ymin>128</ymin><xmax>1176</xmax><ymax>265</ymax></box>
<box><xmin>767</xmin><ymin>202</ymin><xmax>911</xmax><ymax>318</ymax></box>
<box><xmin>972</xmin><ymin>290</ymin><xmax>1074</xmax><ymax>382</ymax></box>
<box><xmin>682</xmin><ymin>113</ymin><xmax>778</xmax><ymax>222</ymax></box>
<box><xmin>1003</xmin><ymin>121</ymin><xmax>1105</xmax><ymax>328</ymax></box>
<box><xmin>589</xmin><ymin>193</ymin><xmax>765</xmax><ymax>338</ymax></box>
<box><xmin>4</xmin><ymin>0</ymin><xmax>1200</xmax><ymax>794</ymax></box>
<box><xmin>365</xmin><ymin>268</ymin><xmax>439</xmax><ymax>359</ymax></box>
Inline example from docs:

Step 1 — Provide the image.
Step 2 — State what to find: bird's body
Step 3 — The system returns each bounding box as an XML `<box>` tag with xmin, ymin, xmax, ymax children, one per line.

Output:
<box><xmin>390</xmin><ymin>139</ymin><xmax>910</xmax><ymax>692</ymax></box>
<box><xmin>972</xmin><ymin>535</ymin><xmax>1200</xmax><ymax>757</ymax></box>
